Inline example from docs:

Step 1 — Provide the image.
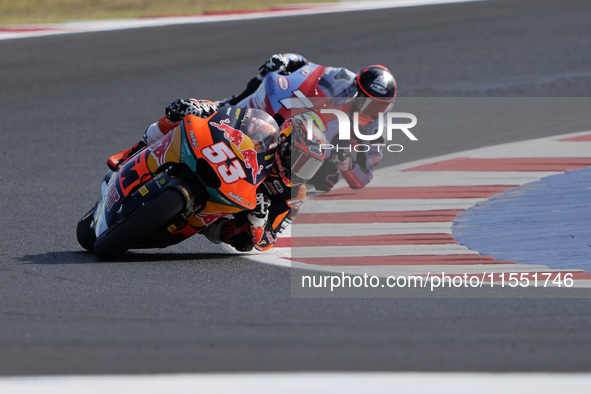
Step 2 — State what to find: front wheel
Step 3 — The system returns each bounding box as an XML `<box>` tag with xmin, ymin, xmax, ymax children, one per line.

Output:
<box><xmin>93</xmin><ymin>188</ymin><xmax>185</xmax><ymax>260</ymax></box>
<box><xmin>76</xmin><ymin>205</ymin><xmax>97</xmax><ymax>252</ymax></box>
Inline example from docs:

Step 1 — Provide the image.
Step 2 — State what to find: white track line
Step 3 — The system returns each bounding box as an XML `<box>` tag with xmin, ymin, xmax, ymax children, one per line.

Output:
<box><xmin>2</xmin><ymin>372</ymin><xmax>591</xmax><ymax>394</ymax></box>
<box><xmin>291</xmin><ymin>263</ymin><xmax>578</xmax><ymax>277</ymax></box>
<box><xmin>291</xmin><ymin>243</ymin><xmax>477</xmax><ymax>258</ymax></box>
<box><xmin>300</xmin><ymin>198</ymin><xmax>486</xmax><ymax>213</ymax></box>
<box><xmin>290</xmin><ymin>222</ymin><xmax>455</xmax><ymax>236</ymax></box>
<box><xmin>468</xmin><ymin>141</ymin><xmax>591</xmax><ymax>158</ymax></box>
<box><xmin>368</xmin><ymin>171</ymin><xmax>560</xmax><ymax>187</ymax></box>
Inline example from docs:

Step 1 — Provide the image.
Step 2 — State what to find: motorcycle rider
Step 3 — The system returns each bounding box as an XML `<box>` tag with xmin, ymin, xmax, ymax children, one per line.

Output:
<box><xmin>107</xmin><ymin>98</ymin><xmax>327</xmax><ymax>252</ymax></box>
<box><xmin>216</xmin><ymin>53</ymin><xmax>397</xmax><ymax>192</ymax></box>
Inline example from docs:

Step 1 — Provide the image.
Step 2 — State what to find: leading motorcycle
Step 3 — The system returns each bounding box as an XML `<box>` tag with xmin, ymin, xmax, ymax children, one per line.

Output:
<box><xmin>76</xmin><ymin>106</ymin><xmax>278</xmax><ymax>260</ymax></box>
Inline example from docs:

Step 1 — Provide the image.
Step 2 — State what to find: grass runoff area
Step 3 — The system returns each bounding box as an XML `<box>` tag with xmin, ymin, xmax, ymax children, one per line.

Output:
<box><xmin>0</xmin><ymin>0</ymin><xmax>326</xmax><ymax>25</ymax></box>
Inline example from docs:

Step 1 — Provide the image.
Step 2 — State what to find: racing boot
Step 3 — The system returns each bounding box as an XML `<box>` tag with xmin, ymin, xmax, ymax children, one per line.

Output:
<box><xmin>202</xmin><ymin>218</ymin><xmax>253</xmax><ymax>252</ymax></box>
<box><xmin>106</xmin><ymin>115</ymin><xmax>180</xmax><ymax>170</ymax></box>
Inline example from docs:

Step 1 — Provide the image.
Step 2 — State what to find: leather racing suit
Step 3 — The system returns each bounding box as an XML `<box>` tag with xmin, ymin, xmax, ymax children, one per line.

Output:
<box><xmin>218</xmin><ymin>53</ymin><xmax>386</xmax><ymax>192</ymax></box>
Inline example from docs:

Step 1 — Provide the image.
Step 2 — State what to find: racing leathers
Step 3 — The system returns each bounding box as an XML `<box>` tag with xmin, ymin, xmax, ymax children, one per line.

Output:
<box><xmin>218</xmin><ymin>53</ymin><xmax>385</xmax><ymax>192</ymax></box>
<box><xmin>203</xmin><ymin>176</ymin><xmax>306</xmax><ymax>252</ymax></box>
<box><xmin>107</xmin><ymin>98</ymin><xmax>303</xmax><ymax>253</ymax></box>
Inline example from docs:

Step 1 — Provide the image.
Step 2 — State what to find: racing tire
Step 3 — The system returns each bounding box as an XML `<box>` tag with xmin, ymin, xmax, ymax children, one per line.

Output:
<box><xmin>76</xmin><ymin>206</ymin><xmax>97</xmax><ymax>252</ymax></box>
<box><xmin>93</xmin><ymin>188</ymin><xmax>185</xmax><ymax>260</ymax></box>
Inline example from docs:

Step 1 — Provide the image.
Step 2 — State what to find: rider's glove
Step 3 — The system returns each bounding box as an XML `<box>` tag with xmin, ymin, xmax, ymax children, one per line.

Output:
<box><xmin>165</xmin><ymin>99</ymin><xmax>218</xmax><ymax>122</ymax></box>
<box><xmin>313</xmin><ymin>164</ymin><xmax>340</xmax><ymax>192</ymax></box>
<box><xmin>259</xmin><ymin>54</ymin><xmax>289</xmax><ymax>76</ymax></box>
<box><xmin>332</xmin><ymin>150</ymin><xmax>354</xmax><ymax>171</ymax></box>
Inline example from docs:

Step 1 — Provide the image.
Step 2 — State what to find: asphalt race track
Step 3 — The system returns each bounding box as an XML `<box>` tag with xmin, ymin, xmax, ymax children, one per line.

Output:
<box><xmin>1</xmin><ymin>0</ymin><xmax>591</xmax><ymax>375</ymax></box>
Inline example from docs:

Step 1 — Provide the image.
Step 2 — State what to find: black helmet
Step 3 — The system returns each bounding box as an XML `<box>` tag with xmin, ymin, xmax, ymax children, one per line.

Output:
<box><xmin>274</xmin><ymin>111</ymin><xmax>328</xmax><ymax>187</ymax></box>
<box><xmin>353</xmin><ymin>65</ymin><xmax>397</xmax><ymax>126</ymax></box>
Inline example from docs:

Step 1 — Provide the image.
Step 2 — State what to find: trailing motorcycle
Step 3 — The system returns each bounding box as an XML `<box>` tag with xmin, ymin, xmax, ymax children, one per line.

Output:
<box><xmin>76</xmin><ymin>106</ymin><xmax>278</xmax><ymax>260</ymax></box>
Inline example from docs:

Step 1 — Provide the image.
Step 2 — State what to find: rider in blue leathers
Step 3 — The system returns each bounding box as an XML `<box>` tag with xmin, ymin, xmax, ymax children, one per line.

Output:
<box><xmin>217</xmin><ymin>53</ymin><xmax>397</xmax><ymax>192</ymax></box>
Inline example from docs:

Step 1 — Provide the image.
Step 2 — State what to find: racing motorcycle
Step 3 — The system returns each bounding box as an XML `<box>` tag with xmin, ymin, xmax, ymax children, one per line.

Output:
<box><xmin>76</xmin><ymin>106</ymin><xmax>278</xmax><ymax>260</ymax></box>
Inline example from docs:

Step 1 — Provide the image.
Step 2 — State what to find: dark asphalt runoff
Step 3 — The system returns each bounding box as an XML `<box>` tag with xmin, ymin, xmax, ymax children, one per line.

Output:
<box><xmin>1</xmin><ymin>0</ymin><xmax>591</xmax><ymax>375</ymax></box>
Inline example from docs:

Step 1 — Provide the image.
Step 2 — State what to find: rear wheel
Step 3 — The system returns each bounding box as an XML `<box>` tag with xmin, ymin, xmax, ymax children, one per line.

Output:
<box><xmin>93</xmin><ymin>188</ymin><xmax>185</xmax><ymax>260</ymax></box>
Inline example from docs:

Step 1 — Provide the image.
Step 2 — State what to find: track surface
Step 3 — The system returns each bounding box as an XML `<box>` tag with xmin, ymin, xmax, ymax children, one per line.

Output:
<box><xmin>1</xmin><ymin>0</ymin><xmax>591</xmax><ymax>375</ymax></box>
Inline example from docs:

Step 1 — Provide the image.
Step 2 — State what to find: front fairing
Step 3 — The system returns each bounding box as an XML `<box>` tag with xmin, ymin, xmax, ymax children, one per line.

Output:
<box><xmin>93</xmin><ymin>171</ymin><xmax>117</xmax><ymax>237</ymax></box>
<box><xmin>92</xmin><ymin>107</ymin><xmax>278</xmax><ymax>240</ymax></box>
<box><xmin>179</xmin><ymin>108</ymin><xmax>276</xmax><ymax>211</ymax></box>
<box><xmin>92</xmin><ymin>129</ymin><xmax>182</xmax><ymax>238</ymax></box>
